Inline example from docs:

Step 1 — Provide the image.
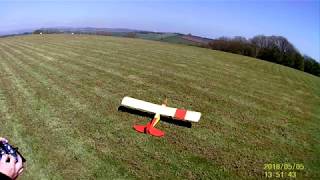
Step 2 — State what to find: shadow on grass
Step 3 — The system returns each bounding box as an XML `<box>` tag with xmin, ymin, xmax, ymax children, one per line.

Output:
<box><xmin>118</xmin><ymin>106</ymin><xmax>192</xmax><ymax>128</ymax></box>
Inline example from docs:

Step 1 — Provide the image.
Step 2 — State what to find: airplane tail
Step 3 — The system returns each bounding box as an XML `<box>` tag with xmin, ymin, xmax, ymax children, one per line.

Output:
<box><xmin>133</xmin><ymin>118</ymin><xmax>165</xmax><ymax>137</ymax></box>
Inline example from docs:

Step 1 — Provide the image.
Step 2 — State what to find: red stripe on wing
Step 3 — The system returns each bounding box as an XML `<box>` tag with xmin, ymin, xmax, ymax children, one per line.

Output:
<box><xmin>174</xmin><ymin>109</ymin><xmax>187</xmax><ymax>120</ymax></box>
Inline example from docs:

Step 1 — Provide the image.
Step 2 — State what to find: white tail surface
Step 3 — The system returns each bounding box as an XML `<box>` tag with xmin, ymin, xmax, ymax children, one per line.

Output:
<box><xmin>121</xmin><ymin>96</ymin><xmax>201</xmax><ymax>122</ymax></box>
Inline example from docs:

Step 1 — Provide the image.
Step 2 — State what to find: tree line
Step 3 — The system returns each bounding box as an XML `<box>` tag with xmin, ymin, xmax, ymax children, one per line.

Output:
<box><xmin>205</xmin><ymin>35</ymin><xmax>320</xmax><ymax>76</ymax></box>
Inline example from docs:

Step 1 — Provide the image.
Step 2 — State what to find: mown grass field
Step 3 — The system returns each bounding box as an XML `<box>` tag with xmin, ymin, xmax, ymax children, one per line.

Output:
<box><xmin>0</xmin><ymin>34</ymin><xmax>319</xmax><ymax>179</ymax></box>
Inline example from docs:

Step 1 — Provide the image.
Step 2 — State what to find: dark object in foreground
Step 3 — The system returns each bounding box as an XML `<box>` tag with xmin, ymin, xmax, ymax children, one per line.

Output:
<box><xmin>0</xmin><ymin>142</ymin><xmax>26</xmax><ymax>163</ymax></box>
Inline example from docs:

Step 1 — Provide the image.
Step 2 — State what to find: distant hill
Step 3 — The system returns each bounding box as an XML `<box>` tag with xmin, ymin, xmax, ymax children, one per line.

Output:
<box><xmin>0</xmin><ymin>28</ymin><xmax>35</xmax><ymax>37</ymax></box>
<box><xmin>1</xmin><ymin>27</ymin><xmax>214</xmax><ymax>47</ymax></box>
<box><xmin>181</xmin><ymin>34</ymin><xmax>212</xmax><ymax>44</ymax></box>
<box><xmin>37</xmin><ymin>27</ymin><xmax>142</xmax><ymax>33</ymax></box>
<box><xmin>32</xmin><ymin>27</ymin><xmax>213</xmax><ymax>46</ymax></box>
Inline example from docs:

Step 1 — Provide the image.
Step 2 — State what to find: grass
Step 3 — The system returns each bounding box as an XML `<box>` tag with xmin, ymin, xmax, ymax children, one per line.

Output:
<box><xmin>0</xmin><ymin>34</ymin><xmax>319</xmax><ymax>179</ymax></box>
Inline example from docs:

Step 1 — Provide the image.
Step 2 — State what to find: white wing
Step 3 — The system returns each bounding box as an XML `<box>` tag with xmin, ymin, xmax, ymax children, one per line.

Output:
<box><xmin>121</xmin><ymin>96</ymin><xmax>201</xmax><ymax>122</ymax></box>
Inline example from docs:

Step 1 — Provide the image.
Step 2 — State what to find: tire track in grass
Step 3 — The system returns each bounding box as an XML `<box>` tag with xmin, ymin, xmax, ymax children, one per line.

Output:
<box><xmin>0</xmin><ymin>49</ymin><xmax>60</xmax><ymax>179</ymax></box>
<box><xmin>0</xmin><ymin>44</ymin><xmax>131</xmax><ymax>179</ymax></box>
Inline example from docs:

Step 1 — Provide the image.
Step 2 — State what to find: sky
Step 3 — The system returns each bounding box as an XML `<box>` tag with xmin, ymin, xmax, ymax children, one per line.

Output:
<box><xmin>0</xmin><ymin>0</ymin><xmax>319</xmax><ymax>60</ymax></box>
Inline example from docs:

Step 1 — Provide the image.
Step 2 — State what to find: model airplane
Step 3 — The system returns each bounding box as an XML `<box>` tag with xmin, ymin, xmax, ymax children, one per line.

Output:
<box><xmin>120</xmin><ymin>96</ymin><xmax>201</xmax><ymax>137</ymax></box>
